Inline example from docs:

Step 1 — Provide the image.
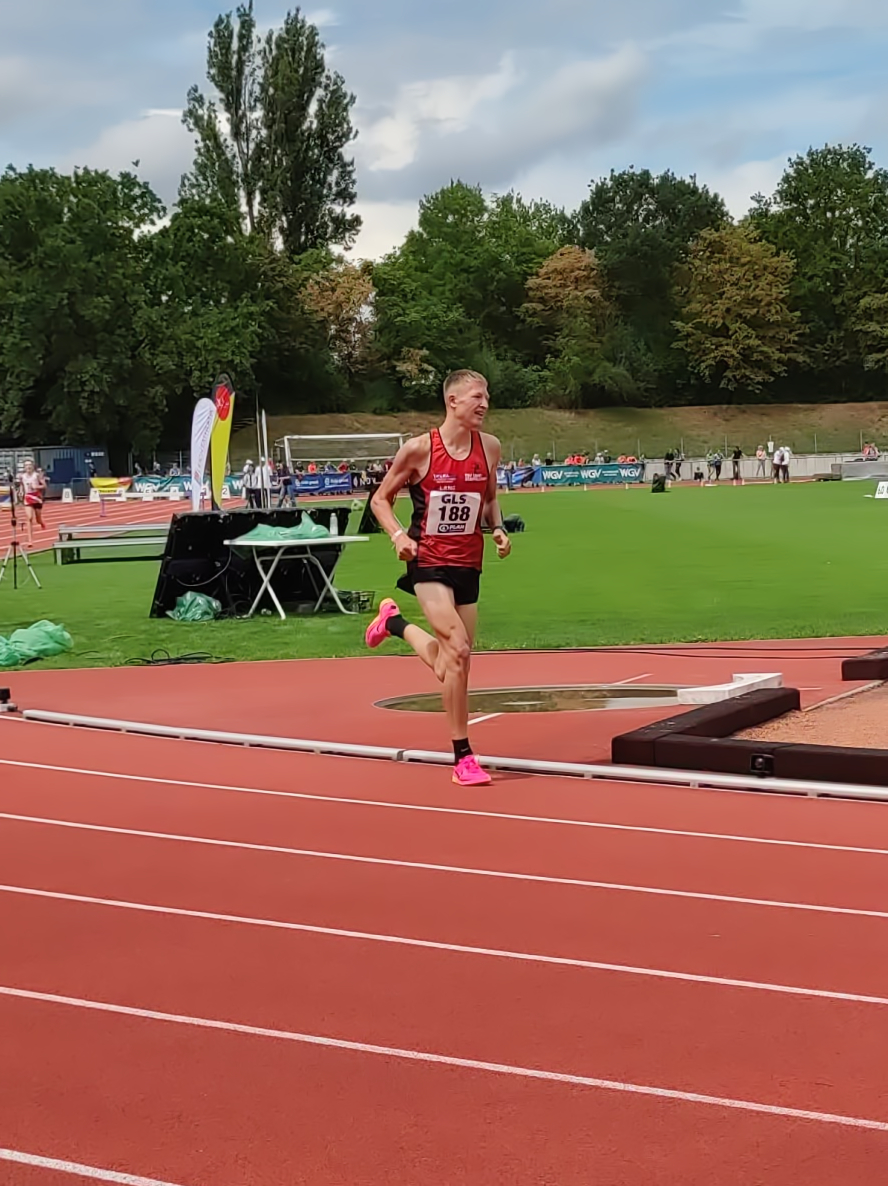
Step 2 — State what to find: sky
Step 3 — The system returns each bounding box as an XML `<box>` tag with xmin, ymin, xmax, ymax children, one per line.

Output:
<box><xmin>3</xmin><ymin>0</ymin><xmax>888</xmax><ymax>259</ymax></box>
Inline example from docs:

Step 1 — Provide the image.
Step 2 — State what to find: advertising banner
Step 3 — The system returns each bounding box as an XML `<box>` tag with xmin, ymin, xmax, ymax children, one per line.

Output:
<box><xmin>210</xmin><ymin>376</ymin><xmax>235</xmax><ymax>509</ymax></box>
<box><xmin>538</xmin><ymin>463</ymin><xmax>645</xmax><ymax>486</ymax></box>
<box><xmin>295</xmin><ymin>472</ymin><xmax>354</xmax><ymax>495</ymax></box>
<box><xmin>190</xmin><ymin>398</ymin><xmax>217</xmax><ymax>511</ymax></box>
<box><xmin>132</xmin><ymin>474</ymin><xmax>233</xmax><ymax>496</ymax></box>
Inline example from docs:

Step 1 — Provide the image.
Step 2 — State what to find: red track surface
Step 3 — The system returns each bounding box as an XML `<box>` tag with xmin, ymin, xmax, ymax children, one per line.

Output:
<box><xmin>2</xmin><ymin>646</ymin><xmax>888</xmax><ymax>1183</ymax></box>
<box><xmin>8</xmin><ymin>637</ymin><xmax>884</xmax><ymax>762</ymax></box>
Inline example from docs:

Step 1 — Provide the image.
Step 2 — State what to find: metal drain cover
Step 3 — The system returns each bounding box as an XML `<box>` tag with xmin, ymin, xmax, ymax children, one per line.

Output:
<box><xmin>376</xmin><ymin>685</ymin><xmax>681</xmax><ymax>714</ymax></box>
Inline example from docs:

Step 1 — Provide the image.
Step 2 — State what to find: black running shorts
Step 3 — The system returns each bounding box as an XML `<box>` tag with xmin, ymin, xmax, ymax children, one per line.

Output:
<box><xmin>397</xmin><ymin>563</ymin><xmax>481</xmax><ymax>606</ymax></box>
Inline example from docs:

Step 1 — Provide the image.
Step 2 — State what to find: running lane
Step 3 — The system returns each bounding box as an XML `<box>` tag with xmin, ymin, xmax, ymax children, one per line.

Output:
<box><xmin>4</xmin><ymin>716</ymin><xmax>888</xmax><ymax>854</ymax></box>
<box><xmin>2</xmin><ymin>798</ymin><xmax>888</xmax><ymax>996</ymax></box>
<box><xmin>1</xmin><ymin>991</ymin><xmax>887</xmax><ymax>1186</ymax></box>
<box><xmin>3</xmin><ymin>891</ymin><xmax>888</xmax><ymax>1121</ymax></box>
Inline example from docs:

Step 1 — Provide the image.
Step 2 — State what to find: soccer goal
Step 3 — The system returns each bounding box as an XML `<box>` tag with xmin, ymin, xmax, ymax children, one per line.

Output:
<box><xmin>276</xmin><ymin>433</ymin><xmax>408</xmax><ymax>470</ymax></box>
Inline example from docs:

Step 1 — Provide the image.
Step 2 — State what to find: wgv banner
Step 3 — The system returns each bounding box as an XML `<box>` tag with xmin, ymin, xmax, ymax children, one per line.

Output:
<box><xmin>538</xmin><ymin>463</ymin><xmax>646</xmax><ymax>486</ymax></box>
<box><xmin>132</xmin><ymin>474</ymin><xmax>243</xmax><ymax>496</ymax></box>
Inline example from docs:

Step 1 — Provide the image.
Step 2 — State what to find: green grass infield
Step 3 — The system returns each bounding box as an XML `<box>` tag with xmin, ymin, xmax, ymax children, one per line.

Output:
<box><xmin>1</xmin><ymin>480</ymin><xmax>886</xmax><ymax>670</ymax></box>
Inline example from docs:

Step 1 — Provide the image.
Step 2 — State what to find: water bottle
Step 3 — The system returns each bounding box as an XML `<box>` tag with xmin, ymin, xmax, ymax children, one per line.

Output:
<box><xmin>330</xmin><ymin>512</ymin><xmax>338</xmax><ymax>537</ymax></box>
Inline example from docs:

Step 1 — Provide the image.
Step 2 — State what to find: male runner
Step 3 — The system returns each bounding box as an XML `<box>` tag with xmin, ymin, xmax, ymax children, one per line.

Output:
<box><xmin>365</xmin><ymin>369</ymin><xmax>511</xmax><ymax>786</ymax></box>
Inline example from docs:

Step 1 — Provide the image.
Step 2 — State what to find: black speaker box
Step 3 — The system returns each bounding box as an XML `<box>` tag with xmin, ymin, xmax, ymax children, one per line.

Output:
<box><xmin>150</xmin><ymin>507</ymin><xmax>350</xmax><ymax>618</ymax></box>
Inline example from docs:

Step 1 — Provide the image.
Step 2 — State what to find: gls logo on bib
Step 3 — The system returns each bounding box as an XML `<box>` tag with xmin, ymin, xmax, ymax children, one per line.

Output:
<box><xmin>425</xmin><ymin>491</ymin><xmax>482</xmax><ymax>535</ymax></box>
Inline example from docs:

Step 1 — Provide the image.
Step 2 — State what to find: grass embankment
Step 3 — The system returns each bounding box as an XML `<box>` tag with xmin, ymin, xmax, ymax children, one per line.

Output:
<box><xmin>2</xmin><ymin>481</ymin><xmax>886</xmax><ymax>671</ymax></box>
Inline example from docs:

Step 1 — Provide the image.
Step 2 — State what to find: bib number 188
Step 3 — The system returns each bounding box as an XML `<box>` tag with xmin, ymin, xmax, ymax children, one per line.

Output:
<box><xmin>426</xmin><ymin>491</ymin><xmax>481</xmax><ymax>536</ymax></box>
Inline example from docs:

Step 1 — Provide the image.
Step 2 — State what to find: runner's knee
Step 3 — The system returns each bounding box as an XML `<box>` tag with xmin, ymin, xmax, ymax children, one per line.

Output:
<box><xmin>437</xmin><ymin>624</ymin><xmax>471</xmax><ymax>672</ymax></box>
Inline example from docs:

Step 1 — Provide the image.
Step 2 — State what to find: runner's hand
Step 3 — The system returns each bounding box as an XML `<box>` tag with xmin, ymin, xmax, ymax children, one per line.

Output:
<box><xmin>492</xmin><ymin>528</ymin><xmax>511</xmax><ymax>559</ymax></box>
<box><xmin>393</xmin><ymin>531</ymin><xmax>417</xmax><ymax>561</ymax></box>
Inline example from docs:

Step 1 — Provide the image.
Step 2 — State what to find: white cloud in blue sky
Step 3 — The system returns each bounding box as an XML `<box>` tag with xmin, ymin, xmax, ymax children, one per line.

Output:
<box><xmin>2</xmin><ymin>0</ymin><xmax>888</xmax><ymax>258</ymax></box>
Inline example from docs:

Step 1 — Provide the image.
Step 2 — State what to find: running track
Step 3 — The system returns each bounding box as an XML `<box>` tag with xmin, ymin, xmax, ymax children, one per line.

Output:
<box><xmin>2</xmin><ymin>669</ymin><xmax>888</xmax><ymax>1184</ymax></box>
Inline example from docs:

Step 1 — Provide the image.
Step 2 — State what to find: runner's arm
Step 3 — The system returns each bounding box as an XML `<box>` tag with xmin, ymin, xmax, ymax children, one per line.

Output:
<box><xmin>482</xmin><ymin>437</ymin><xmax>511</xmax><ymax>558</ymax></box>
<box><xmin>370</xmin><ymin>438</ymin><xmax>425</xmax><ymax>544</ymax></box>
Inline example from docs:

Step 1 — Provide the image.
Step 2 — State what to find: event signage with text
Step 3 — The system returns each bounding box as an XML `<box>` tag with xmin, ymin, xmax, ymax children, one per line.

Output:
<box><xmin>538</xmin><ymin>463</ymin><xmax>645</xmax><ymax>486</ymax></box>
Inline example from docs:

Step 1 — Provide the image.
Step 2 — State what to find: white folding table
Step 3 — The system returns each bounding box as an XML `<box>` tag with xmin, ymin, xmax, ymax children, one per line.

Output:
<box><xmin>224</xmin><ymin>534</ymin><xmax>369</xmax><ymax>619</ymax></box>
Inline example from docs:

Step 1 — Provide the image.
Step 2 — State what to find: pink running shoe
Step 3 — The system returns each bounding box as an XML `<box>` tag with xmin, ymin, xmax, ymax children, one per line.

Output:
<box><xmin>452</xmin><ymin>754</ymin><xmax>492</xmax><ymax>787</ymax></box>
<box><xmin>365</xmin><ymin>598</ymin><xmax>400</xmax><ymax>649</ymax></box>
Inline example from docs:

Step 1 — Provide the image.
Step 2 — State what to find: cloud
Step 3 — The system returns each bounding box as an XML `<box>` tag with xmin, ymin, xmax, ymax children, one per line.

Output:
<box><xmin>704</xmin><ymin>156</ymin><xmax>788</xmax><ymax>216</ymax></box>
<box><xmin>305</xmin><ymin>8</ymin><xmax>340</xmax><ymax>27</ymax></box>
<box><xmin>359</xmin><ymin>54</ymin><xmax>522</xmax><ymax>172</ymax></box>
<box><xmin>5</xmin><ymin>0</ymin><xmax>888</xmax><ymax>262</ymax></box>
<box><xmin>355</xmin><ymin>43</ymin><xmax>648</xmax><ymax>201</ymax></box>
<box><xmin>0</xmin><ymin>54</ymin><xmax>119</xmax><ymax>130</ymax></box>
<box><xmin>350</xmin><ymin>200</ymin><xmax>418</xmax><ymax>261</ymax></box>
<box><xmin>62</xmin><ymin>109</ymin><xmax>193</xmax><ymax>206</ymax></box>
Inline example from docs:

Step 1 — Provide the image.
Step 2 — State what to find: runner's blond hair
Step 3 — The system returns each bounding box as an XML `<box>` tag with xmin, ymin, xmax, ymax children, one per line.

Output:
<box><xmin>443</xmin><ymin>369</ymin><xmax>487</xmax><ymax>398</ymax></box>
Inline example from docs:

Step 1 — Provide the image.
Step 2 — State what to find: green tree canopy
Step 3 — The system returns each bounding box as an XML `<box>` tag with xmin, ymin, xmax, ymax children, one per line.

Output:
<box><xmin>576</xmin><ymin>167</ymin><xmax>728</xmax><ymax>362</ymax></box>
<box><xmin>0</xmin><ymin>166</ymin><xmax>167</xmax><ymax>457</ymax></box>
<box><xmin>372</xmin><ymin>182</ymin><xmax>571</xmax><ymax>406</ymax></box>
<box><xmin>674</xmin><ymin>224</ymin><xmax>804</xmax><ymax>397</ymax></box>
<box><xmin>751</xmin><ymin>144</ymin><xmax>888</xmax><ymax>396</ymax></box>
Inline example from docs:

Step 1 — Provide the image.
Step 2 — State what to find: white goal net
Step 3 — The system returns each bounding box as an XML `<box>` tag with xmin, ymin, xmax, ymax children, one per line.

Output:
<box><xmin>277</xmin><ymin>433</ymin><xmax>408</xmax><ymax>470</ymax></box>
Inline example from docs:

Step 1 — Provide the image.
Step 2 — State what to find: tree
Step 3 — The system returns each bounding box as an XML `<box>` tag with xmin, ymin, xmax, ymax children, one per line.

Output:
<box><xmin>750</xmin><ymin>144</ymin><xmax>888</xmax><ymax>397</ymax></box>
<box><xmin>371</xmin><ymin>182</ymin><xmax>572</xmax><ymax>405</ymax></box>
<box><xmin>182</xmin><ymin>2</ymin><xmax>360</xmax><ymax>255</ymax></box>
<box><xmin>523</xmin><ymin>246</ymin><xmax>609</xmax><ymax>327</ymax></box>
<box><xmin>301</xmin><ymin>258</ymin><xmax>375</xmax><ymax>382</ymax></box>
<box><xmin>673</xmin><ymin>224</ymin><xmax>804</xmax><ymax>395</ymax></box>
<box><xmin>144</xmin><ymin>198</ymin><xmax>275</xmax><ymax>434</ymax></box>
<box><xmin>522</xmin><ymin>246</ymin><xmax>651</xmax><ymax>407</ymax></box>
<box><xmin>0</xmin><ymin>166</ymin><xmax>167</xmax><ymax>458</ymax></box>
<box><xmin>854</xmin><ymin>292</ymin><xmax>888</xmax><ymax>376</ymax></box>
<box><xmin>576</xmin><ymin>168</ymin><xmax>728</xmax><ymax>387</ymax></box>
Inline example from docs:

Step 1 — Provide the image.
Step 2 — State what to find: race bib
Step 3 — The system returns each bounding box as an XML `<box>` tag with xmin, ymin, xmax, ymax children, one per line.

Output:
<box><xmin>425</xmin><ymin>490</ymin><xmax>482</xmax><ymax>536</ymax></box>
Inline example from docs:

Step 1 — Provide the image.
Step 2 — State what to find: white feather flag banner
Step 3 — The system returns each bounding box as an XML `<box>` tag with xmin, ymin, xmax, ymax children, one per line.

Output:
<box><xmin>190</xmin><ymin>398</ymin><xmax>217</xmax><ymax>511</ymax></box>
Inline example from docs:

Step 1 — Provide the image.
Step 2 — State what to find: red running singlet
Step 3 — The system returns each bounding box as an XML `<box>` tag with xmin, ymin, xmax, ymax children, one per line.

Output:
<box><xmin>406</xmin><ymin>429</ymin><xmax>491</xmax><ymax>569</ymax></box>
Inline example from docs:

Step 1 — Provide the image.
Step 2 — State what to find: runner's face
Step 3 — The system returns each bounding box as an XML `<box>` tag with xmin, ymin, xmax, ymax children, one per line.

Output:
<box><xmin>451</xmin><ymin>380</ymin><xmax>489</xmax><ymax>429</ymax></box>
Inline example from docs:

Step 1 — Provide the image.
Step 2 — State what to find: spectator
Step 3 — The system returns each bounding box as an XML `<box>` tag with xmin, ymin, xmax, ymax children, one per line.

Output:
<box><xmin>772</xmin><ymin>447</ymin><xmax>784</xmax><ymax>483</ymax></box>
<box><xmin>780</xmin><ymin>445</ymin><xmax>792</xmax><ymax>483</ymax></box>
<box><xmin>242</xmin><ymin>460</ymin><xmax>261</xmax><ymax>508</ymax></box>
<box><xmin>277</xmin><ymin>463</ymin><xmax>295</xmax><ymax>508</ymax></box>
<box><xmin>664</xmin><ymin>449</ymin><xmax>675</xmax><ymax>480</ymax></box>
<box><xmin>674</xmin><ymin>448</ymin><xmax>684</xmax><ymax>480</ymax></box>
<box><xmin>711</xmin><ymin>451</ymin><xmax>724</xmax><ymax>482</ymax></box>
<box><xmin>731</xmin><ymin>446</ymin><xmax>743</xmax><ymax>485</ymax></box>
<box><xmin>531</xmin><ymin>453</ymin><xmax>541</xmax><ymax>467</ymax></box>
<box><xmin>755</xmin><ymin>445</ymin><xmax>767</xmax><ymax>479</ymax></box>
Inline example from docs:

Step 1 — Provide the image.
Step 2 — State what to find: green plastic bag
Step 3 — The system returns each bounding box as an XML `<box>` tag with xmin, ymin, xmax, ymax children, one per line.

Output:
<box><xmin>166</xmin><ymin>592</ymin><xmax>221</xmax><ymax>622</ymax></box>
<box><xmin>0</xmin><ymin>620</ymin><xmax>74</xmax><ymax>667</ymax></box>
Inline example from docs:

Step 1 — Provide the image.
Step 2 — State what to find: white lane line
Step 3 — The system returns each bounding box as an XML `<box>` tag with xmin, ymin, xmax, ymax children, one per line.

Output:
<box><xmin>2</xmin><ymin>986</ymin><xmax>886</xmax><ymax>1132</ymax></box>
<box><xmin>0</xmin><ymin>1146</ymin><xmax>187</xmax><ymax>1184</ymax></box>
<box><xmin>3</xmin><ymin>813</ymin><xmax>888</xmax><ymax>921</ymax></box>
<box><xmin>469</xmin><ymin>713</ymin><xmax>502</xmax><ymax>726</ymax></box>
<box><xmin>4</xmin><ymin>882</ymin><xmax>888</xmax><ymax>1009</ymax></box>
<box><xmin>1</xmin><ymin>757</ymin><xmax>886</xmax><ymax>858</ymax></box>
